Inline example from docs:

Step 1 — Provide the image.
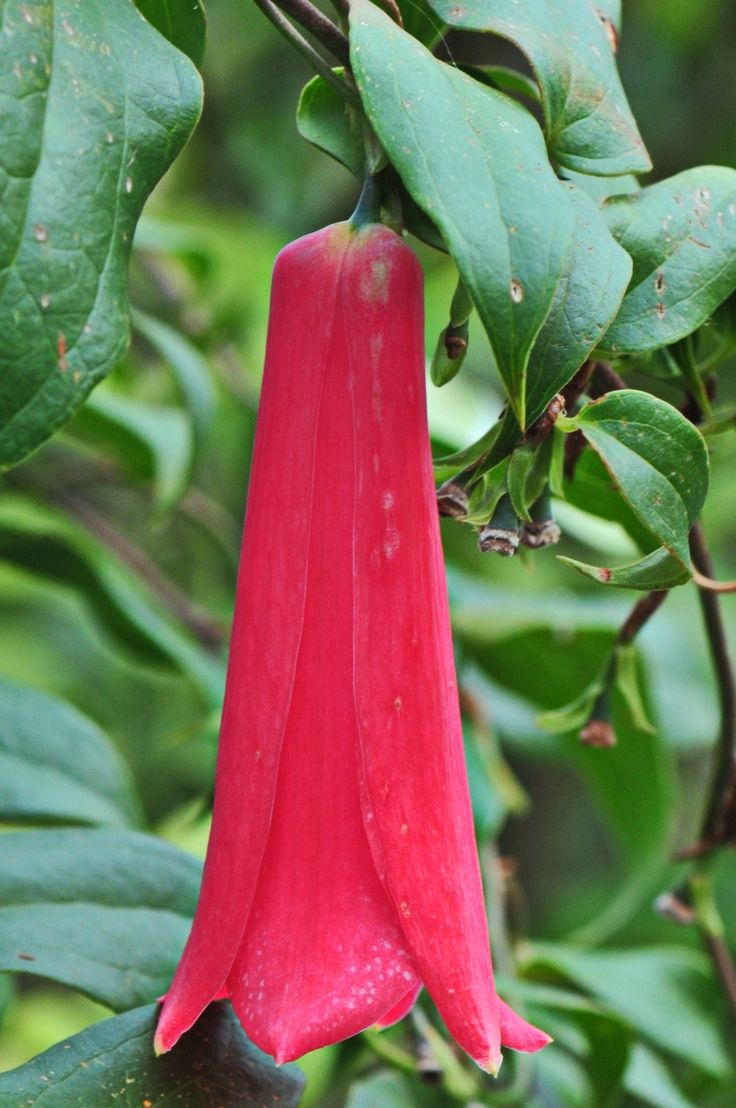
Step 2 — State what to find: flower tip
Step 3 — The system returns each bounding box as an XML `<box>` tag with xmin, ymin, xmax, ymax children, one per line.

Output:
<box><xmin>480</xmin><ymin>1050</ymin><xmax>504</xmax><ymax>1078</ymax></box>
<box><xmin>153</xmin><ymin>1031</ymin><xmax>170</xmax><ymax>1058</ymax></box>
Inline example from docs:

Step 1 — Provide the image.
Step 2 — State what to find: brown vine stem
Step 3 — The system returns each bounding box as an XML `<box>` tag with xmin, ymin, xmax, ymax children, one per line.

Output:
<box><xmin>271</xmin><ymin>0</ymin><xmax>351</xmax><ymax>65</ymax></box>
<box><xmin>684</xmin><ymin>522</ymin><xmax>736</xmax><ymax>852</ymax></box>
<box><xmin>251</xmin><ymin>0</ymin><xmax>360</xmax><ymax>108</ymax></box>
<box><xmin>691</xmin><ymin>569</ymin><xmax>736</xmax><ymax>593</ymax></box>
<box><xmin>615</xmin><ymin>589</ymin><xmax>668</xmax><ymax>646</ymax></box>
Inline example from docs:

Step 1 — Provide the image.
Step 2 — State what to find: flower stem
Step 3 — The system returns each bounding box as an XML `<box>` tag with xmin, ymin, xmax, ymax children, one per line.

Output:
<box><xmin>270</xmin><ymin>0</ymin><xmax>351</xmax><ymax>66</ymax></box>
<box><xmin>251</xmin><ymin>0</ymin><xmax>360</xmax><ymax>108</ymax></box>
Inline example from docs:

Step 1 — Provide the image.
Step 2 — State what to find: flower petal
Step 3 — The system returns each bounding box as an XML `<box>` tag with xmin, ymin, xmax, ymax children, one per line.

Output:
<box><xmin>157</xmin><ymin>225</ymin><xmax>356</xmax><ymax>1053</ymax></box>
<box><xmin>375</xmin><ymin>982</ymin><xmax>422</xmax><ymax>1029</ymax></box>
<box><xmin>499</xmin><ymin>999</ymin><xmax>553</xmax><ymax>1052</ymax></box>
<box><xmin>223</xmin><ymin>224</ymin><xmax>420</xmax><ymax>1063</ymax></box>
<box><xmin>348</xmin><ymin>225</ymin><xmax>503</xmax><ymax>1072</ymax></box>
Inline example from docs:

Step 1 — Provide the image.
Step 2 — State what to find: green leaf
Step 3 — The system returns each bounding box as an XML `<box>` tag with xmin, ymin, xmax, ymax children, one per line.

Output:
<box><xmin>0</xmin><ymin>0</ymin><xmax>202</xmax><ymax>469</ymax></box>
<box><xmin>562</xmin><ymin>167</ymin><xmax>640</xmax><ymax>204</ymax></box>
<box><xmin>0</xmin><ymin>1000</ymin><xmax>305</xmax><ymax>1107</ymax></box>
<box><xmin>560</xmin><ymin>547</ymin><xmax>691</xmax><ymax>591</ymax></box>
<box><xmin>396</xmin><ymin>0</ymin><xmax>446</xmax><ymax>49</ymax></box>
<box><xmin>615</xmin><ymin>644</ymin><xmax>656</xmax><ymax>734</ymax></box>
<box><xmin>507</xmin><ymin>443</ymin><xmax>537</xmax><ymax>521</ymax></box>
<box><xmin>600</xmin><ymin>167</ymin><xmax>736</xmax><ymax>354</ymax></box>
<box><xmin>562</xmin><ymin>448</ymin><xmax>663</xmax><ymax>554</ymax></box>
<box><xmin>0</xmin><ymin>828</ymin><xmax>200</xmax><ymax>1010</ymax></box>
<box><xmin>132</xmin><ymin>308</ymin><xmax>216</xmax><ymax>447</ymax></box>
<box><xmin>536</xmin><ymin>672</ymin><xmax>606</xmax><ymax>734</ymax></box>
<box><xmin>350</xmin><ymin>0</ymin><xmax>576</xmax><ymax>427</ymax></box>
<box><xmin>625</xmin><ymin>1043</ymin><xmax>697</xmax><ymax>1108</ymax></box>
<box><xmin>429</xmin><ymin>0</ymin><xmax>650</xmax><ymax>175</ymax></box>
<box><xmin>72</xmin><ymin>390</ymin><xmax>193</xmax><ymax>510</ymax></box>
<box><xmin>0</xmin><ymin>679</ymin><xmax>140</xmax><ymax>828</ymax></box>
<box><xmin>560</xmin><ymin>390</ymin><xmax>709</xmax><ymax>584</ymax></box>
<box><xmin>527</xmin><ymin>944</ymin><xmax>731</xmax><ymax>1078</ymax></box>
<box><xmin>135</xmin><ymin>0</ymin><xmax>208</xmax><ymax>67</ymax></box>
<box><xmin>0</xmin><ymin>494</ymin><xmax>225</xmax><ymax>703</ymax></box>
<box><xmin>524</xmin><ymin>184</ymin><xmax>632</xmax><ymax>425</ymax></box>
<box><xmin>297</xmin><ymin>72</ymin><xmax>364</xmax><ymax>177</ymax></box>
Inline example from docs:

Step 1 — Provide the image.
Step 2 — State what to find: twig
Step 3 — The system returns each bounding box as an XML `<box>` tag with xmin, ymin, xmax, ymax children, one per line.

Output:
<box><xmin>251</xmin><ymin>0</ymin><xmax>360</xmax><ymax>107</ymax></box>
<box><xmin>589</xmin><ymin>361</ymin><xmax>627</xmax><ymax>396</ymax></box>
<box><xmin>687</xmin><ymin>522</ymin><xmax>736</xmax><ymax>851</ymax></box>
<box><xmin>56</xmin><ymin>492</ymin><xmax>227</xmax><ymax>652</ymax></box>
<box><xmin>615</xmin><ymin>590</ymin><xmax>668</xmax><ymax>646</ymax></box>
<box><xmin>271</xmin><ymin>0</ymin><xmax>351</xmax><ymax>65</ymax></box>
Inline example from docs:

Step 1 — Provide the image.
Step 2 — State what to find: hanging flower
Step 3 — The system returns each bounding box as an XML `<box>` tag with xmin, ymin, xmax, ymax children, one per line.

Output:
<box><xmin>154</xmin><ymin>214</ymin><xmax>549</xmax><ymax>1073</ymax></box>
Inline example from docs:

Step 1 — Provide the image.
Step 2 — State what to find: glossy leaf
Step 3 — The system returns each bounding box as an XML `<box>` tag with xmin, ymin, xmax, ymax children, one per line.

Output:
<box><xmin>0</xmin><ymin>1001</ymin><xmax>305</xmax><ymax>1107</ymax></box>
<box><xmin>527</xmin><ymin>944</ymin><xmax>730</xmax><ymax>1078</ymax></box>
<box><xmin>350</xmin><ymin>0</ymin><xmax>576</xmax><ymax>427</ymax></box>
<box><xmin>136</xmin><ymin>0</ymin><xmax>208</xmax><ymax>67</ymax></box>
<box><xmin>560</xmin><ymin>547</ymin><xmax>691</xmax><ymax>591</ymax></box>
<box><xmin>0</xmin><ymin>494</ymin><xmax>225</xmax><ymax>702</ymax></box>
<box><xmin>560</xmin><ymin>390</ymin><xmax>709</xmax><ymax>585</ymax></box>
<box><xmin>0</xmin><ymin>0</ymin><xmax>202</xmax><ymax>468</ymax></box>
<box><xmin>0</xmin><ymin>679</ymin><xmax>140</xmax><ymax>828</ymax></box>
<box><xmin>525</xmin><ymin>183</ymin><xmax>632</xmax><ymax>424</ymax></box>
<box><xmin>430</xmin><ymin>0</ymin><xmax>650</xmax><ymax>175</ymax></box>
<box><xmin>297</xmin><ymin>72</ymin><xmax>363</xmax><ymax>177</ymax></box>
<box><xmin>600</xmin><ymin>167</ymin><xmax>736</xmax><ymax>354</ymax></box>
<box><xmin>0</xmin><ymin>828</ymin><xmax>200</xmax><ymax>1010</ymax></box>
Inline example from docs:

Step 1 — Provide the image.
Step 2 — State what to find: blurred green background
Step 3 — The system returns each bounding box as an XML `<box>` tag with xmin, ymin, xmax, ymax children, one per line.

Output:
<box><xmin>1</xmin><ymin>1</ymin><xmax>735</xmax><ymax>1105</ymax></box>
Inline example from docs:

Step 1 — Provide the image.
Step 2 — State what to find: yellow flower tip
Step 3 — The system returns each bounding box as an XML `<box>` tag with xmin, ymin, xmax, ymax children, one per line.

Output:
<box><xmin>480</xmin><ymin>1050</ymin><xmax>504</xmax><ymax>1078</ymax></box>
<box><xmin>152</xmin><ymin>1031</ymin><xmax>169</xmax><ymax>1058</ymax></box>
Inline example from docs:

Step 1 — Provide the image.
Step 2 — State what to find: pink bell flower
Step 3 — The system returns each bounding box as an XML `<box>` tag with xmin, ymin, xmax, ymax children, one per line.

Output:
<box><xmin>154</xmin><ymin>217</ymin><xmax>550</xmax><ymax>1073</ymax></box>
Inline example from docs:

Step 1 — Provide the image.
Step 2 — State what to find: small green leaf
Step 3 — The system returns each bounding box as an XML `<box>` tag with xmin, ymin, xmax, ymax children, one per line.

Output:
<box><xmin>561</xmin><ymin>390</ymin><xmax>709</xmax><ymax>582</ymax></box>
<box><xmin>0</xmin><ymin>828</ymin><xmax>200</xmax><ymax>1010</ymax></box>
<box><xmin>430</xmin><ymin>0</ymin><xmax>650</xmax><ymax>175</ymax></box>
<box><xmin>527</xmin><ymin>944</ymin><xmax>730</xmax><ymax>1078</ymax></box>
<box><xmin>560</xmin><ymin>547</ymin><xmax>692</xmax><ymax>591</ymax></box>
<box><xmin>601</xmin><ymin>167</ymin><xmax>736</xmax><ymax>354</ymax></box>
<box><xmin>72</xmin><ymin>390</ymin><xmax>193</xmax><ymax>510</ymax></box>
<box><xmin>132</xmin><ymin>308</ymin><xmax>216</xmax><ymax>446</ymax></box>
<box><xmin>561</xmin><ymin>168</ymin><xmax>640</xmax><ymax>204</ymax></box>
<box><xmin>297</xmin><ymin>72</ymin><xmax>364</xmax><ymax>177</ymax></box>
<box><xmin>135</xmin><ymin>0</ymin><xmax>208</xmax><ymax>67</ymax></box>
<box><xmin>615</xmin><ymin>644</ymin><xmax>656</xmax><ymax>734</ymax></box>
<box><xmin>0</xmin><ymin>0</ymin><xmax>203</xmax><ymax>468</ymax></box>
<box><xmin>0</xmin><ymin>1001</ymin><xmax>305</xmax><ymax>1107</ymax></box>
<box><xmin>536</xmin><ymin>673</ymin><xmax>606</xmax><ymax>734</ymax></box>
<box><xmin>507</xmin><ymin>443</ymin><xmax>537</xmax><ymax>522</ymax></box>
<box><xmin>350</xmin><ymin>0</ymin><xmax>576</xmax><ymax>427</ymax></box>
<box><xmin>0</xmin><ymin>679</ymin><xmax>140</xmax><ymax>827</ymax></box>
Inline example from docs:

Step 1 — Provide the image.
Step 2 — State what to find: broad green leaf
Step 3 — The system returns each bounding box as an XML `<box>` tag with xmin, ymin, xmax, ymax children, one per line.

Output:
<box><xmin>625</xmin><ymin>1043</ymin><xmax>697</xmax><ymax>1108</ymax></box>
<box><xmin>561</xmin><ymin>547</ymin><xmax>691</xmax><ymax>591</ymax></box>
<box><xmin>562</xmin><ymin>390</ymin><xmax>709</xmax><ymax>578</ymax></box>
<box><xmin>0</xmin><ymin>828</ymin><xmax>200</xmax><ymax>1010</ymax></box>
<box><xmin>71</xmin><ymin>389</ymin><xmax>193</xmax><ymax>510</ymax></box>
<box><xmin>527</xmin><ymin>944</ymin><xmax>730</xmax><ymax>1078</ymax></box>
<box><xmin>0</xmin><ymin>1001</ymin><xmax>305</xmax><ymax>1107</ymax></box>
<box><xmin>397</xmin><ymin>0</ymin><xmax>446</xmax><ymax>49</ymax></box>
<box><xmin>0</xmin><ymin>679</ymin><xmax>140</xmax><ymax>828</ymax></box>
<box><xmin>562</xmin><ymin>167</ymin><xmax>639</xmax><ymax>204</ymax></box>
<box><xmin>297</xmin><ymin>72</ymin><xmax>363</xmax><ymax>177</ymax></box>
<box><xmin>350</xmin><ymin>0</ymin><xmax>576</xmax><ymax>427</ymax></box>
<box><xmin>563</xmin><ymin>448</ymin><xmax>664</xmax><ymax>554</ymax></box>
<box><xmin>524</xmin><ymin>184</ymin><xmax>632</xmax><ymax>424</ymax></box>
<box><xmin>0</xmin><ymin>0</ymin><xmax>202</xmax><ymax>469</ymax></box>
<box><xmin>136</xmin><ymin>0</ymin><xmax>208</xmax><ymax>67</ymax></box>
<box><xmin>430</xmin><ymin>0</ymin><xmax>650</xmax><ymax>175</ymax></box>
<box><xmin>464</xmin><ymin>64</ymin><xmax>541</xmax><ymax>105</ymax></box>
<box><xmin>132</xmin><ymin>308</ymin><xmax>216</xmax><ymax>446</ymax></box>
<box><xmin>0</xmin><ymin>494</ymin><xmax>225</xmax><ymax>703</ymax></box>
<box><xmin>600</xmin><ymin>167</ymin><xmax>736</xmax><ymax>354</ymax></box>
